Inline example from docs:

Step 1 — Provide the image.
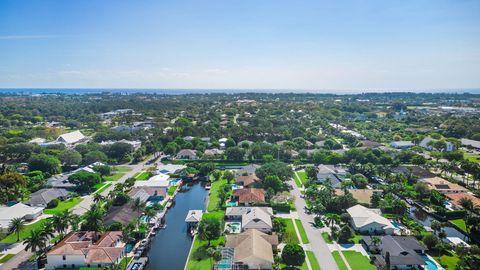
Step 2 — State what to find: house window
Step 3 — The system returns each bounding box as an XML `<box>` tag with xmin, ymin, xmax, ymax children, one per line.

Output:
<box><xmin>62</xmin><ymin>255</ymin><xmax>66</xmax><ymax>260</ymax></box>
<box><xmin>71</xmin><ymin>264</ymin><xmax>75</xmax><ymax>268</ymax></box>
<box><xmin>98</xmin><ymin>264</ymin><xmax>101</xmax><ymax>267</ymax></box>
<box><xmin>63</xmin><ymin>264</ymin><xmax>66</xmax><ymax>268</ymax></box>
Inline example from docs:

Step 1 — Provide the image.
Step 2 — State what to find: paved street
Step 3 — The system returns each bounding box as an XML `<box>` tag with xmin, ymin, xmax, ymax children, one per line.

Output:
<box><xmin>289</xmin><ymin>179</ymin><xmax>339</xmax><ymax>270</ymax></box>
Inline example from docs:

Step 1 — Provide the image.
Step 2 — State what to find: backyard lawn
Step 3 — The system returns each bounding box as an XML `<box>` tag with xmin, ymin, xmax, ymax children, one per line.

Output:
<box><xmin>294</xmin><ymin>171</ymin><xmax>307</xmax><ymax>187</ymax></box>
<box><xmin>306</xmin><ymin>251</ymin><xmax>321</xmax><ymax>270</ymax></box>
<box><xmin>450</xmin><ymin>219</ymin><xmax>468</xmax><ymax>233</ymax></box>
<box><xmin>0</xmin><ymin>219</ymin><xmax>47</xmax><ymax>244</ymax></box>
<box><xmin>168</xmin><ymin>185</ymin><xmax>177</xmax><ymax>196</ymax></box>
<box><xmin>432</xmin><ymin>251</ymin><xmax>460</xmax><ymax>270</ymax></box>
<box><xmin>44</xmin><ymin>197</ymin><xmax>83</xmax><ymax>215</ymax></box>
<box><xmin>342</xmin><ymin>251</ymin><xmax>376</xmax><ymax>270</ymax></box>
<box><xmin>207</xmin><ymin>178</ymin><xmax>228</xmax><ymax>212</ymax></box>
<box><xmin>331</xmin><ymin>251</ymin><xmax>348</xmax><ymax>270</ymax></box>
<box><xmin>104</xmin><ymin>166</ymin><xmax>132</xmax><ymax>181</ymax></box>
<box><xmin>185</xmin><ymin>235</ymin><xmax>225</xmax><ymax>270</ymax></box>
<box><xmin>295</xmin><ymin>219</ymin><xmax>310</xmax><ymax>244</ymax></box>
<box><xmin>119</xmin><ymin>256</ymin><xmax>133</xmax><ymax>269</ymax></box>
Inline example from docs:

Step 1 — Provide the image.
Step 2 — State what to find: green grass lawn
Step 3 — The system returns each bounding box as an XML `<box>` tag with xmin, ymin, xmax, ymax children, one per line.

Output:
<box><xmin>134</xmin><ymin>171</ymin><xmax>151</xmax><ymax>181</ymax></box>
<box><xmin>185</xmin><ymin>235</ymin><xmax>225</xmax><ymax>270</ymax></box>
<box><xmin>203</xmin><ymin>211</ymin><xmax>225</xmax><ymax>220</ymax></box>
<box><xmin>432</xmin><ymin>251</ymin><xmax>460</xmax><ymax>270</ymax></box>
<box><xmin>104</xmin><ymin>166</ymin><xmax>132</xmax><ymax>181</ymax></box>
<box><xmin>94</xmin><ymin>182</ymin><xmax>112</xmax><ymax>194</ymax></box>
<box><xmin>207</xmin><ymin>178</ymin><xmax>228</xmax><ymax>212</ymax></box>
<box><xmin>332</xmin><ymin>251</ymin><xmax>349</xmax><ymax>270</ymax></box>
<box><xmin>0</xmin><ymin>219</ymin><xmax>47</xmax><ymax>244</ymax></box>
<box><xmin>342</xmin><ymin>251</ymin><xmax>376</xmax><ymax>270</ymax></box>
<box><xmin>294</xmin><ymin>171</ymin><xmax>307</xmax><ymax>187</ymax></box>
<box><xmin>0</xmin><ymin>254</ymin><xmax>15</xmax><ymax>263</ymax></box>
<box><xmin>306</xmin><ymin>251</ymin><xmax>321</xmax><ymax>270</ymax></box>
<box><xmin>464</xmin><ymin>152</ymin><xmax>480</xmax><ymax>163</ymax></box>
<box><xmin>295</xmin><ymin>219</ymin><xmax>309</xmax><ymax>244</ymax></box>
<box><xmin>450</xmin><ymin>219</ymin><xmax>468</xmax><ymax>233</ymax></box>
<box><xmin>351</xmin><ymin>233</ymin><xmax>364</xmax><ymax>244</ymax></box>
<box><xmin>279</xmin><ymin>218</ymin><xmax>299</xmax><ymax>244</ymax></box>
<box><xmin>119</xmin><ymin>256</ymin><xmax>133</xmax><ymax>269</ymax></box>
<box><xmin>44</xmin><ymin>197</ymin><xmax>83</xmax><ymax>215</ymax></box>
<box><xmin>322</xmin><ymin>232</ymin><xmax>333</xmax><ymax>244</ymax></box>
<box><xmin>168</xmin><ymin>185</ymin><xmax>177</xmax><ymax>196</ymax></box>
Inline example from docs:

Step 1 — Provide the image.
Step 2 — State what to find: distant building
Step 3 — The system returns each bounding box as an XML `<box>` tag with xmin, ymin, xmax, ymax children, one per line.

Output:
<box><xmin>46</xmin><ymin>231</ymin><xmax>125</xmax><ymax>270</ymax></box>
<box><xmin>461</xmin><ymin>138</ymin><xmax>480</xmax><ymax>150</ymax></box>
<box><xmin>316</xmin><ymin>164</ymin><xmax>347</xmax><ymax>188</ymax></box>
<box><xmin>127</xmin><ymin>187</ymin><xmax>167</xmax><ymax>203</ymax></box>
<box><xmin>56</xmin><ymin>130</ymin><xmax>88</xmax><ymax>146</ymax></box>
<box><xmin>175</xmin><ymin>149</ymin><xmax>198</xmax><ymax>160</ymax></box>
<box><xmin>390</xmin><ymin>141</ymin><xmax>415</xmax><ymax>149</ymax></box>
<box><xmin>235</xmin><ymin>164</ymin><xmax>260</xmax><ymax>177</ymax></box>
<box><xmin>334</xmin><ymin>189</ymin><xmax>383</xmax><ymax>206</ymax></box>
<box><xmin>235</xmin><ymin>174</ymin><xmax>261</xmax><ymax>188</ymax></box>
<box><xmin>421</xmin><ymin>177</ymin><xmax>468</xmax><ymax>194</ymax></box>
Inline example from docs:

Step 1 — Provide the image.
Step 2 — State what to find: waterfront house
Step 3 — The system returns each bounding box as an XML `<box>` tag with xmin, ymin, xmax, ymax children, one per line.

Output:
<box><xmin>347</xmin><ymin>204</ymin><xmax>395</xmax><ymax>235</ymax></box>
<box><xmin>25</xmin><ymin>188</ymin><xmax>70</xmax><ymax>207</ymax></box>
<box><xmin>128</xmin><ymin>187</ymin><xmax>167</xmax><ymax>203</ymax></box>
<box><xmin>45</xmin><ymin>231</ymin><xmax>125</xmax><ymax>270</ymax></box>
<box><xmin>225</xmin><ymin>207</ymin><xmax>274</xmax><ymax>220</ymax></box>
<box><xmin>363</xmin><ymin>235</ymin><xmax>426</xmax><ymax>270</ymax></box>
<box><xmin>134</xmin><ymin>173</ymin><xmax>171</xmax><ymax>188</ymax></box>
<box><xmin>185</xmin><ymin>210</ymin><xmax>203</xmax><ymax>227</ymax></box>
<box><xmin>232</xmin><ymin>188</ymin><xmax>266</xmax><ymax>205</ymax></box>
<box><xmin>445</xmin><ymin>192</ymin><xmax>480</xmax><ymax>209</ymax></box>
<box><xmin>225</xmin><ymin>229</ymin><xmax>278</xmax><ymax>270</ymax></box>
<box><xmin>421</xmin><ymin>177</ymin><xmax>468</xmax><ymax>194</ymax></box>
<box><xmin>104</xmin><ymin>204</ymin><xmax>143</xmax><ymax>226</ymax></box>
<box><xmin>0</xmin><ymin>203</ymin><xmax>43</xmax><ymax>233</ymax></box>
<box><xmin>175</xmin><ymin>149</ymin><xmax>198</xmax><ymax>160</ymax></box>
<box><xmin>241</xmin><ymin>208</ymin><xmax>273</xmax><ymax>233</ymax></box>
<box><xmin>235</xmin><ymin>173</ymin><xmax>261</xmax><ymax>188</ymax></box>
<box><xmin>316</xmin><ymin>164</ymin><xmax>347</xmax><ymax>188</ymax></box>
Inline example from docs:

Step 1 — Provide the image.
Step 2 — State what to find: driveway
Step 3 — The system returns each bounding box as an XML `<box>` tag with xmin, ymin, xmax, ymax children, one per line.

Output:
<box><xmin>289</xmin><ymin>180</ymin><xmax>339</xmax><ymax>270</ymax></box>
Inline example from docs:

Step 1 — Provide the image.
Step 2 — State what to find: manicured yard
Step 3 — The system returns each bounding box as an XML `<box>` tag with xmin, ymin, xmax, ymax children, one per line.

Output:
<box><xmin>432</xmin><ymin>251</ymin><xmax>460</xmax><ymax>270</ymax></box>
<box><xmin>306</xmin><ymin>251</ymin><xmax>321</xmax><ymax>270</ymax></box>
<box><xmin>168</xmin><ymin>185</ymin><xmax>177</xmax><ymax>196</ymax></box>
<box><xmin>322</xmin><ymin>232</ymin><xmax>333</xmax><ymax>244</ymax></box>
<box><xmin>0</xmin><ymin>219</ymin><xmax>47</xmax><ymax>244</ymax></box>
<box><xmin>119</xmin><ymin>256</ymin><xmax>133</xmax><ymax>269</ymax></box>
<box><xmin>294</xmin><ymin>171</ymin><xmax>307</xmax><ymax>187</ymax></box>
<box><xmin>351</xmin><ymin>233</ymin><xmax>364</xmax><ymax>244</ymax></box>
<box><xmin>207</xmin><ymin>178</ymin><xmax>228</xmax><ymax>212</ymax></box>
<box><xmin>279</xmin><ymin>218</ymin><xmax>299</xmax><ymax>244</ymax></box>
<box><xmin>44</xmin><ymin>197</ymin><xmax>83</xmax><ymax>215</ymax></box>
<box><xmin>295</xmin><ymin>219</ymin><xmax>309</xmax><ymax>244</ymax></box>
<box><xmin>450</xmin><ymin>219</ymin><xmax>468</xmax><ymax>233</ymax></box>
<box><xmin>342</xmin><ymin>251</ymin><xmax>376</xmax><ymax>270</ymax></box>
<box><xmin>104</xmin><ymin>166</ymin><xmax>132</xmax><ymax>181</ymax></box>
<box><xmin>0</xmin><ymin>254</ymin><xmax>15</xmax><ymax>263</ymax></box>
<box><xmin>134</xmin><ymin>171</ymin><xmax>151</xmax><ymax>181</ymax></box>
<box><xmin>185</xmin><ymin>235</ymin><xmax>225</xmax><ymax>270</ymax></box>
<box><xmin>332</xmin><ymin>251</ymin><xmax>349</xmax><ymax>270</ymax></box>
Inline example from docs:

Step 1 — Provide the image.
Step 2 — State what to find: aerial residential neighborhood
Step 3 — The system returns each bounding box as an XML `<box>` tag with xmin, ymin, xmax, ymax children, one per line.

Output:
<box><xmin>1</xmin><ymin>0</ymin><xmax>480</xmax><ymax>269</ymax></box>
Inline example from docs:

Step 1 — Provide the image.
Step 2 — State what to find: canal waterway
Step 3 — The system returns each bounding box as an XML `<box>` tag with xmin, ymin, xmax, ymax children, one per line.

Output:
<box><xmin>409</xmin><ymin>206</ymin><xmax>466</xmax><ymax>239</ymax></box>
<box><xmin>145</xmin><ymin>182</ymin><xmax>208</xmax><ymax>270</ymax></box>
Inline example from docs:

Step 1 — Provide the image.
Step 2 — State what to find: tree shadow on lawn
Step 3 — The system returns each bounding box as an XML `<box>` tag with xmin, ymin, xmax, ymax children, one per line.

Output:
<box><xmin>191</xmin><ymin>245</ymin><xmax>209</xmax><ymax>261</ymax></box>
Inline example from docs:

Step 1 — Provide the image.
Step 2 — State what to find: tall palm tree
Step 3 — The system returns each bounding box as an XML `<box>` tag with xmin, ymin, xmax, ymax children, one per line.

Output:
<box><xmin>206</xmin><ymin>247</ymin><xmax>216</xmax><ymax>269</ymax></box>
<box><xmin>69</xmin><ymin>214</ymin><xmax>82</xmax><ymax>232</ymax></box>
<box><xmin>371</xmin><ymin>236</ymin><xmax>382</xmax><ymax>253</ymax></box>
<box><xmin>324</xmin><ymin>213</ymin><xmax>338</xmax><ymax>232</ymax></box>
<box><xmin>84</xmin><ymin>205</ymin><xmax>105</xmax><ymax>241</ymax></box>
<box><xmin>51</xmin><ymin>211</ymin><xmax>71</xmax><ymax>238</ymax></box>
<box><xmin>8</xmin><ymin>217</ymin><xmax>25</xmax><ymax>242</ymax></box>
<box><xmin>42</xmin><ymin>219</ymin><xmax>56</xmax><ymax>239</ymax></box>
<box><xmin>23</xmin><ymin>229</ymin><xmax>48</xmax><ymax>262</ymax></box>
<box><xmin>130</xmin><ymin>198</ymin><xmax>146</xmax><ymax>212</ymax></box>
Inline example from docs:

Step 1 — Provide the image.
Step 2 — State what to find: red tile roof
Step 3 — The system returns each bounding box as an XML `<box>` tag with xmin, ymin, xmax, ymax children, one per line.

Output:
<box><xmin>233</xmin><ymin>188</ymin><xmax>266</xmax><ymax>204</ymax></box>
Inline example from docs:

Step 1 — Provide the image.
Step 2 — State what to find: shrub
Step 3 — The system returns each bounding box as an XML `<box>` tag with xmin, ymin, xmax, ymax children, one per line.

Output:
<box><xmin>47</xmin><ymin>198</ymin><xmax>59</xmax><ymax>208</ymax></box>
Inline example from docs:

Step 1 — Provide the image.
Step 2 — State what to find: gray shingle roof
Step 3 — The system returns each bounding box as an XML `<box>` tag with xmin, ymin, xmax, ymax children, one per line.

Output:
<box><xmin>26</xmin><ymin>188</ymin><xmax>69</xmax><ymax>205</ymax></box>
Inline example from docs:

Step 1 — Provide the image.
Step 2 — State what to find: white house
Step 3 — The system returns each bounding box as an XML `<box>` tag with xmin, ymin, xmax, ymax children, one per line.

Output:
<box><xmin>0</xmin><ymin>203</ymin><xmax>43</xmax><ymax>232</ymax></box>
<box><xmin>390</xmin><ymin>141</ymin><xmax>415</xmax><ymax>149</ymax></box>
<box><xmin>134</xmin><ymin>173</ymin><xmax>171</xmax><ymax>188</ymax></box>
<box><xmin>56</xmin><ymin>130</ymin><xmax>87</xmax><ymax>146</ymax></box>
<box><xmin>346</xmin><ymin>205</ymin><xmax>395</xmax><ymax>235</ymax></box>
<box><xmin>45</xmin><ymin>231</ymin><xmax>125</xmax><ymax>270</ymax></box>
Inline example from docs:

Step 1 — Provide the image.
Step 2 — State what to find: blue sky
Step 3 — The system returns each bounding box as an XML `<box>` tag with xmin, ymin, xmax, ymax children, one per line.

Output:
<box><xmin>0</xmin><ymin>0</ymin><xmax>479</xmax><ymax>91</ymax></box>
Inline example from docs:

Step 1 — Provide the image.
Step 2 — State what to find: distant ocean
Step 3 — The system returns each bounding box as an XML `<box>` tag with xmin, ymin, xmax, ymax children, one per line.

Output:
<box><xmin>0</xmin><ymin>88</ymin><xmax>479</xmax><ymax>95</ymax></box>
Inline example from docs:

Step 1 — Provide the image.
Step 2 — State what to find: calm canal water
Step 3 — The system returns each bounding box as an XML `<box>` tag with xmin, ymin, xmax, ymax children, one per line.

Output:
<box><xmin>145</xmin><ymin>182</ymin><xmax>208</xmax><ymax>270</ymax></box>
<box><xmin>409</xmin><ymin>206</ymin><xmax>466</xmax><ymax>239</ymax></box>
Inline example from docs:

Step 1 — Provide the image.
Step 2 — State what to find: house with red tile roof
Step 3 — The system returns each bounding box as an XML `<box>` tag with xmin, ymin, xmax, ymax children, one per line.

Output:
<box><xmin>233</xmin><ymin>188</ymin><xmax>266</xmax><ymax>205</ymax></box>
<box><xmin>46</xmin><ymin>231</ymin><xmax>125</xmax><ymax>270</ymax></box>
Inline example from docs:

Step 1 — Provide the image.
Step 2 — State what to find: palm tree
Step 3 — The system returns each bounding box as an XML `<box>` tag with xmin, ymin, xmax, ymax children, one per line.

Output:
<box><xmin>8</xmin><ymin>217</ymin><xmax>25</xmax><ymax>242</ymax></box>
<box><xmin>93</xmin><ymin>193</ymin><xmax>105</xmax><ymax>203</ymax></box>
<box><xmin>69</xmin><ymin>214</ymin><xmax>82</xmax><ymax>231</ymax></box>
<box><xmin>51</xmin><ymin>212</ymin><xmax>71</xmax><ymax>238</ymax></box>
<box><xmin>130</xmin><ymin>198</ymin><xmax>146</xmax><ymax>212</ymax></box>
<box><xmin>23</xmin><ymin>229</ymin><xmax>48</xmax><ymax>263</ymax></box>
<box><xmin>324</xmin><ymin>213</ymin><xmax>338</xmax><ymax>232</ymax></box>
<box><xmin>144</xmin><ymin>207</ymin><xmax>156</xmax><ymax>221</ymax></box>
<box><xmin>459</xmin><ymin>197</ymin><xmax>474</xmax><ymax>212</ymax></box>
<box><xmin>120</xmin><ymin>227</ymin><xmax>134</xmax><ymax>246</ymax></box>
<box><xmin>207</xmin><ymin>247</ymin><xmax>216</xmax><ymax>269</ymax></box>
<box><xmin>84</xmin><ymin>205</ymin><xmax>105</xmax><ymax>241</ymax></box>
<box><xmin>42</xmin><ymin>219</ymin><xmax>56</xmax><ymax>239</ymax></box>
<box><xmin>371</xmin><ymin>236</ymin><xmax>382</xmax><ymax>253</ymax></box>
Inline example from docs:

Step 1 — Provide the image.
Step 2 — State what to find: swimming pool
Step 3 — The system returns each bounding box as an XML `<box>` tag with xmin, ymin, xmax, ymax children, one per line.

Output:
<box><xmin>391</xmin><ymin>221</ymin><xmax>404</xmax><ymax>229</ymax></box>
<box><xmin>225</xmin><ymin>222</ymin><xmax>241</xmax><ymax>234</ymax></box>
<box><xmin>422</xmin><ymin>255</ymin><xmax>438</xmax><ymax>270</ymax></box>
<box><xmin>230</xmin><ymin>184</ymin><xmax>243</xmax><ymax>190</ymax></box>
<box><xmin>226</xmin><ymin>201</ymin><xmax>237</xmax><ymax>207</ymax></box>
